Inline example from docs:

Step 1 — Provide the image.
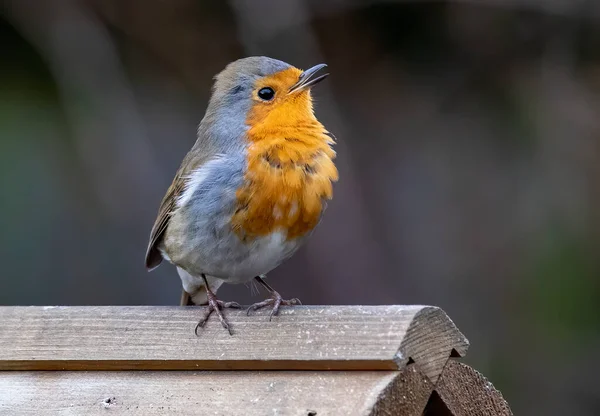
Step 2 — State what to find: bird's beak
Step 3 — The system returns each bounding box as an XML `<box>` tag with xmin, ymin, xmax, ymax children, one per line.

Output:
<box><xmin>288</xmin><ymin>63</ymin><xmax>329</xmax><ymax>94</ymax></box>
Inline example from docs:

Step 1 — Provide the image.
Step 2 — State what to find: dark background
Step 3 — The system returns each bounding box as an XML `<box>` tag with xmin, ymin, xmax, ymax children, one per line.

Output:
<box><xmin>1</xmin><ymin>1</ymin><xmax>599</xmax><ymax>414</ymax></box>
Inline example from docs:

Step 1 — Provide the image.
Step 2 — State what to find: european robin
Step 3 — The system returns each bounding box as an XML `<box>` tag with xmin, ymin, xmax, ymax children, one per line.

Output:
<box><xmin>145</xmin><ymin>57</ymin><xmax>338</xmax><ymax>335</ymax></box>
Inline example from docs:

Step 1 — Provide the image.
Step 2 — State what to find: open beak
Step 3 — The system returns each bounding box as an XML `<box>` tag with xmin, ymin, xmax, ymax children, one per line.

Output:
<box><xmin>288</xmin><ymin>63</ymin><xmax>329</xmax><ymax>94</ymax></box>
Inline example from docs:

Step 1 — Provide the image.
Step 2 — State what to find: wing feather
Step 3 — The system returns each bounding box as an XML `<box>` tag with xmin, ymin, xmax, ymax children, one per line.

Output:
<box><xmin>144</xmin><ymin>141</ymin><xmax>215</xmax><ymax>270</ymax></box>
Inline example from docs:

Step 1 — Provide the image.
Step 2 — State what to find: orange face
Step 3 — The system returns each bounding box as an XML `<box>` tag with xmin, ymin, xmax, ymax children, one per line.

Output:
<box><xmin>246</xmin><ymin>68</ymin><xmax>313</xmax><ymax>132</ymax></box>
<box><xmin>231</xmin><ymin>67</ymin><xmax>338</xmax><ymax>241</ymax></box>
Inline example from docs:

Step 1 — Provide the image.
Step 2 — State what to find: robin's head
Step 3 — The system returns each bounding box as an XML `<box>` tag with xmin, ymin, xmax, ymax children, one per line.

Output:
<box><xmin>203</xmin><ymin>57</ymin><xmax>329</xmax><ymax>140</ymax></box>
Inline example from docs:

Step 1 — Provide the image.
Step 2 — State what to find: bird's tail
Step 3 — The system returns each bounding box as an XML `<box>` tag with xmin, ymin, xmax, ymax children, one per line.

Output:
<box><xmin>179</xmin><ymin>290</ymin><xmax>194</xmax><ymax>306</ymax></box>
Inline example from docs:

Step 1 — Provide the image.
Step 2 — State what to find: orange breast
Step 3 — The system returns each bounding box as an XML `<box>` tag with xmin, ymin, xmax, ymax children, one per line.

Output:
<box><xmin>231</xmin><ymin>123</ymin><xmax>338</xmax><ymax>241</ymax></box>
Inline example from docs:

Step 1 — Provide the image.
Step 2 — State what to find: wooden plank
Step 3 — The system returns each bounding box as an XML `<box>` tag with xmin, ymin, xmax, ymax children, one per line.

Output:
<box><xmin>0</xmin><ymin>366</ymin><xmax>432</xmax><ymax>416</ymax></box>
<box><xmin>0</xmin><ymin>305</ymin><xmax>468</xmax><ymax>379</ymax></box>
<box><xmin>425</xmin><ymin>359</ymin><xmax>513</xmax><ymax>416</ymax></box>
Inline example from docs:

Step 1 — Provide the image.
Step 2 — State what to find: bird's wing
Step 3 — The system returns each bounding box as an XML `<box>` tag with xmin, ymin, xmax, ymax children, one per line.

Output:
<box><xmin>144</xmin><ymin>142</ymin><xmax>215</xmax><ymax>270</ymax></box>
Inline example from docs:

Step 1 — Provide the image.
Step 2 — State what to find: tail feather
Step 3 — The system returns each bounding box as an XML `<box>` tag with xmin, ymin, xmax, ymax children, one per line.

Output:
<box><xmin>180</xmin><ymin>290</ymin><xmax>193</xmax><ymax>306</ymax></box>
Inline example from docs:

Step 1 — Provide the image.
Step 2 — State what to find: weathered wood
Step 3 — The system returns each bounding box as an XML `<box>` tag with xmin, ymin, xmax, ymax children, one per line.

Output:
<box><xmin>424</xmin><ymin>359</ymin><xmax>513</xmax><ymax>416</ymax></box>
<box><xmin>0</xmin><ymin>305</ymin><xmax>468</xmax><ymax>381</ymax></box>
<box><xmin>0</xmin><ymin>366</ymin><xmax>432</xmax><ymax>416</ymax></box>
<box><xmin>401</xmin><ymin>307</ymin><xmax>468</xmax><ymax>383</ymax></box>
<box><xmin>370</xmin><ymin>365</ymin><xmax>433</xmax><ymax>416</ymax></box>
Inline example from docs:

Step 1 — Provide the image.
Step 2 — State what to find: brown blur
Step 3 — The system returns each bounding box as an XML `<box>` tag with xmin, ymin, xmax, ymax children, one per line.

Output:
<box><xmin>1</xmin><ymin>1</ymin><xmax>599</xmax><ymax>414</ymax></box>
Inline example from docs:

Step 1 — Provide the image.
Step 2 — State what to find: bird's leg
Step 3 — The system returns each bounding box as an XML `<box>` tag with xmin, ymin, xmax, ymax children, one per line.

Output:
<box><xmin>195</xmin><ymin>274</ymin><xmax>241</xmax><ymax>336</ymax></box>
<box><xmin>246</xmin><ymin>275</ymin><xmax>301</xmax><ymax>321</ymax></box>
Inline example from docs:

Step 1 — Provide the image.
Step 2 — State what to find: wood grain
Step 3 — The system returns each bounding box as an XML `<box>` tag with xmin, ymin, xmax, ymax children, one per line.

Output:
<box><xmin>369</xmin><ymin>365</ymin><xmax>433</xmax><ymax>416</ymax></box>
<box><xmin>0</xmin><ymin>305</ymin><xmax>468</xmax><ymax>378</ymax></box>
<box><xmin>428</xmin><ymin>359</ymin><xmax>514</xmax><ymax>416</ymax></box>
<box><xmin>399</xmin><ymin>306</ymin><xmax>469</xmax><ymax>383</ymax></box>
<box><xmin>0</xmin><ymin>366</ymin><xmax>431</xmax><ymax>416</ymax></box>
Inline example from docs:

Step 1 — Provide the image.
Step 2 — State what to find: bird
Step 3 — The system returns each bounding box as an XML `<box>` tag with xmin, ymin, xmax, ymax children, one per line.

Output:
<box><xmin>144</xmin><ymin>56</ymin><xmax>338</xmax><ymax>335</ymax></box>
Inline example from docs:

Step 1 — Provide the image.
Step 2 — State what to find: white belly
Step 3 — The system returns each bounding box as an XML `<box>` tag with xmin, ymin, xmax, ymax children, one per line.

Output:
<box><xmin>218</xmin><ymin>230</ymin><xmax>300</xmax><ymax>283</ymax></box>
<box><xmin>163</xmin><ymin>224</ymin><xmax>302</xmax><ymax>284</ymax></box>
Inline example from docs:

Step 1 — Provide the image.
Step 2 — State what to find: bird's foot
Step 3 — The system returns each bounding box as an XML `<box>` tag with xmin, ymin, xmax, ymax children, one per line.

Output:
<box><xmin>246</xmin><ymin>291</ymin><xmax>301</xmax><ymax>321</ymax></box>
<box><xmin>195</xmin><ymin>289</ymin><xmax>241</xmax><ymax>336</ymax></box>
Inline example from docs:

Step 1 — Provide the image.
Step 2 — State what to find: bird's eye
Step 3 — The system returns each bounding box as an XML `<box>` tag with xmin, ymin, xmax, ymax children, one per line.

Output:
<box><xmin>258</xmin><ymin>87</ymin><xmax>275</xmax><ymax>101</ymax></box>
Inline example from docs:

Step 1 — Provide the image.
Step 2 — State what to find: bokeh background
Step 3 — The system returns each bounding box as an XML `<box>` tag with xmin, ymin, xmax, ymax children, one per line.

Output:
<box><xmin>2</xmin><ymin>0</ymin><xmax>599</xmax><ymax>413</ymax></box>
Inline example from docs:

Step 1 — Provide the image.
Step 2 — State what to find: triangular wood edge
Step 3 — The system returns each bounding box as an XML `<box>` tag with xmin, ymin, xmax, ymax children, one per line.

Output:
<box><xmin>429</xmin><ymin>359</ymin><xmax>514</xmax><ymax>416</ymax></box>
<box><xmin>394</xmin><ymin>306</ymin><xmax>470</xmax><ymax>384</ymax></box>
<box><xmin>362</xmin><ymin>364</ymin><xmax>433</xmax><ymax>416</ymax></box>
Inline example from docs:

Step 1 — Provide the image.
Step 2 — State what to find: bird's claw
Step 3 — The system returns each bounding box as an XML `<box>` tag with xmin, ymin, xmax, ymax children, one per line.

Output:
<box><xmin>195</xmin><ymin>295</ymin><xmax>241</xmax><ymax>336</ymax></box>
<box><xmin>246</xmin><ymin>292</ymin><xmax>301</xmax><ymax>321</ymax></box>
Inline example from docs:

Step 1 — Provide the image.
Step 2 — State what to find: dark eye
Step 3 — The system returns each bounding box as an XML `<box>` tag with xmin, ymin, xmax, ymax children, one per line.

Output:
<box><xmin>258</xmin><ymin>87</ymin><xmax>275</xmax><ymax>101</ymax></box>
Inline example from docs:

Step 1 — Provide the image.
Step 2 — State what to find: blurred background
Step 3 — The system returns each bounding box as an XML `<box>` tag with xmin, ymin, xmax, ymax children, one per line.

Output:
<box><xmin>1</xmin><ymin>0</ymin><xmax>599</xmax><ymax>413</ymax></box>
